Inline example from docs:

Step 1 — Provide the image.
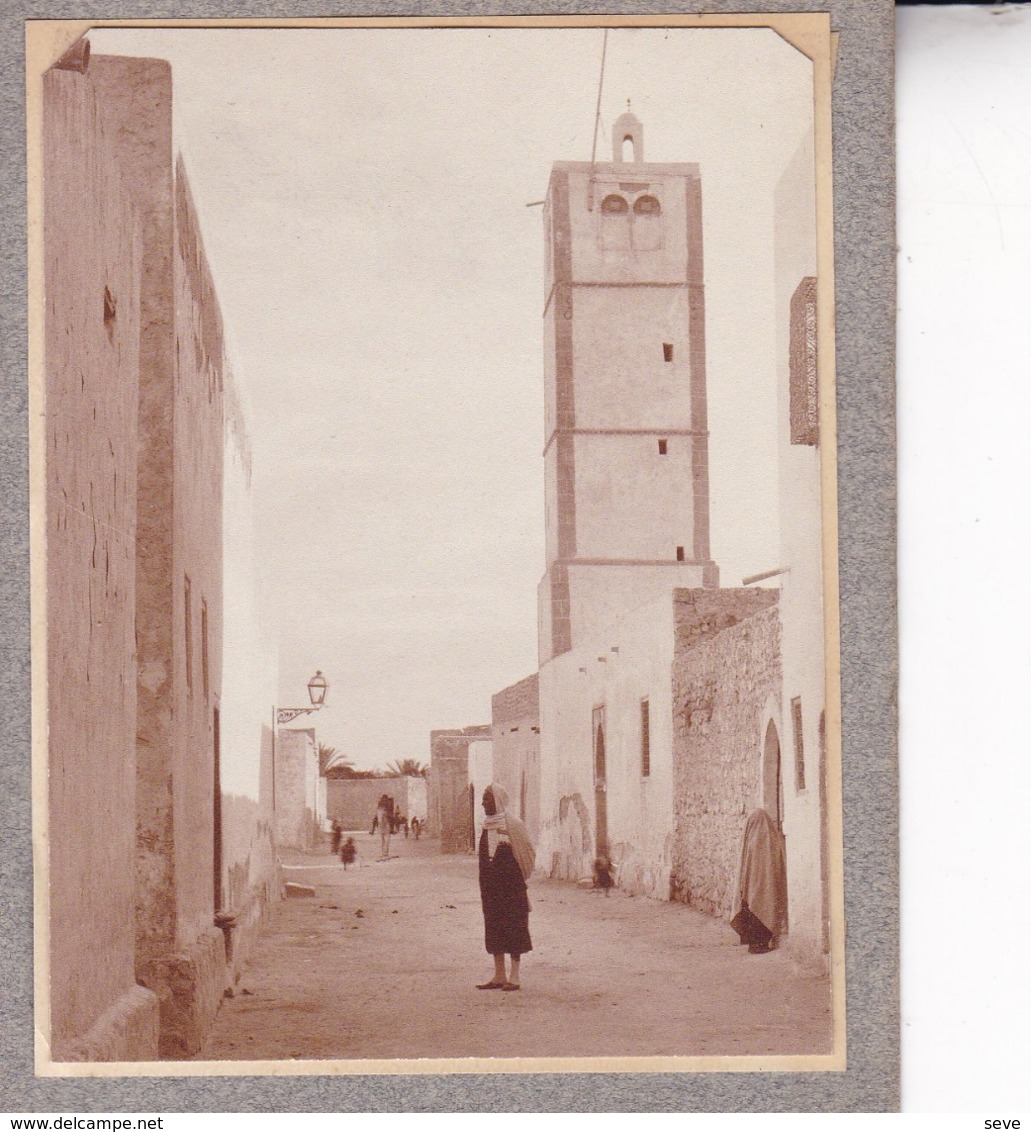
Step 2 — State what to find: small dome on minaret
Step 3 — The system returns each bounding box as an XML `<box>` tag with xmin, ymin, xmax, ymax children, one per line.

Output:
<box><xmin>612</xmin><ymin>102</ymin><xmax>644</xmax><ymax>164</ymax></box>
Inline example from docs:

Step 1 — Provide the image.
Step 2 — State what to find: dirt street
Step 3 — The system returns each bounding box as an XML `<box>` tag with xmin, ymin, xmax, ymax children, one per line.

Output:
<box><xmin>196</xmin><ymin>833</ymin><xmax>832</xmax><ymax>1063</ymax></box>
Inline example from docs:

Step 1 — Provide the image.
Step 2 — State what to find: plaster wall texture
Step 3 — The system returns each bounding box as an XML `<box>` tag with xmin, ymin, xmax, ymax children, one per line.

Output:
<box><xmin>490</xmin><ymin>672</ymin><xmax>541</xmax><ymax>841</ymax></box>
<box><xmin>537</xmin><ymin>590</ymin><xmax>677</xmax><ymax>895</ymax></box>
<box><xmin>42</xmin><ymin>65</ymin><xmax>159</xmax><ymax>1061</ymax></box>
<box><xmin>218</xmin><ymin>357</ymin><xmax>278</xmax><ymax>978</ymax></box>
<box><xmin>405</xmin><ymin>777</ymin><xmax>428</xmax><ymax>826</ymax></box>
<box><xmin>670</xmin><ymin>591</ymin><xmax>781</xmax><ymax>919</ymax></box>
<box><xmin>275</xmin><ymin>728</ymin><xmax>320</xmax><ymax>850</ymax></box>
<box><xmin>774</xmin><ymin>126</ymin><xmax>829</xmax><ymax>969</ymax></box>
<box><xmin>87</xmin><ymin>54</ymin><xmax>179</xmax><ymax>969</ymax></box>
<box><xmin>467</xmin><ymin>739</ymin><xmax>494</xmax><ymax>847</ymax></box>
<box><xmin>572</xmin><ymin>435</ymin><xmax>696</xmax><ymax>559</ymax></box>
<box><xmin>84</xmin><ymin>57</ymin><xmax>228</xmax><ymax>1057</ymax></box>
<box><xmin>561</xmin><ymin>562</ymin><xmax>710</xmax><ymax>661</ymax></box>
<box><xmin>171</xmin><ymin>157</ymin><xmax>224</xmax><ymax>952</ymax></box>
<box><xmin>570</xmin><ymin>290</ymin><xmax>696</xmax><ymax>430</ymax></box>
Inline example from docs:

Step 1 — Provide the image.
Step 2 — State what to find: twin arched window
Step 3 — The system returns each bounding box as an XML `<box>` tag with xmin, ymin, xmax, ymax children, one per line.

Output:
<box><xmin>601</xmin><ymin>193</ymin><xmax>662</xmax><ymax>216</ymax></box>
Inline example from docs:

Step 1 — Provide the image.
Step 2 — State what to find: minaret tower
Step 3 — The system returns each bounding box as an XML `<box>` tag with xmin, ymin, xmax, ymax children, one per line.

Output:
<box><xmin>539</xmin><ymin>108</ymin><xmax>718</xmax><ymax>663</ymax></box>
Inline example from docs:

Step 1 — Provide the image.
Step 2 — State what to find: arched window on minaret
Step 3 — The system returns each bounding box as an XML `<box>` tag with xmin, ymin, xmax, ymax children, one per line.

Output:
<box><xmin>612</xmin><ymin>104</ymin><xmax>643</xmax><ymax>164</ymax></box>
<box><xmin>631</xmin><ymin>192</ymin><xmax>663</xmax><ymax>252</ymax></box>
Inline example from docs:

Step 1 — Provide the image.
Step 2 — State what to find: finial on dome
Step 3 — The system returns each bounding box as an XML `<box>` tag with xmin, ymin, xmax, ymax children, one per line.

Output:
<box><xmin>612</xmin><ymin>104</ymin><xmax>644</xmax><ymax>164</ymax></box>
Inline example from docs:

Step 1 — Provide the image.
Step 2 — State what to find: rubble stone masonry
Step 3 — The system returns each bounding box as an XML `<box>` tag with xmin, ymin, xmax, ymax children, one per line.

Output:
<box><xmin>670</xmin><ymin>590</ymin><xmax>781</xmax><ymax>918</ymax></box>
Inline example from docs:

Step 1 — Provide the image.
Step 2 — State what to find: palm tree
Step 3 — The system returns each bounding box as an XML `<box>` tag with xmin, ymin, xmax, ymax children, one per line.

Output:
<box><xmin>385</xmin><ymin>758</ymin><xmax>427</xmax><ymax>778</ymax></box>
<box><xmin>319</xmin><ymin>744</ymin><xmax>356</xmax><ymax>777</ymax></box>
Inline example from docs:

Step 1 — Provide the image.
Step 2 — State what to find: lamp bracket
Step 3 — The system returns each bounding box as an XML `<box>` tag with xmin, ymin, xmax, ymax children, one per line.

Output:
<box><xmin>277</xmin><ymin>706</ymin><xmax>321</xmax><ymax>725</ymax></box>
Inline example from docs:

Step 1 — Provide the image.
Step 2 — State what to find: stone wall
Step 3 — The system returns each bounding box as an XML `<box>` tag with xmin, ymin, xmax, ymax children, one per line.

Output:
<box><xmin>43</xmin><ymin>62</ymin><xmax>159</xmax><ymax>1062</ymax></box>
<box><xmin>670</xmin><ymin>591</ymin><xmax>781</xmax><ymax>919</ymax></box>
<box><xmin>430</xmin><ymin>727</ymin><xmax>489</xmax><ymax>854</ymax></box>
<box><xmin>170</xmin><ymin>154</ymin><xmax>225</xmax><ymax>981</ymax></box>
<box><xmin>490</xmin><ymin>673</ymin><xmax>540</xmax><ymax>840</ymax></box>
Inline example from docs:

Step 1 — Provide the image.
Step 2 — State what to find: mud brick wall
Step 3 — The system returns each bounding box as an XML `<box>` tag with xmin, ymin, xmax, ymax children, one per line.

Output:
<box><xmin>670</xmin><ymin>591</ymin><xmax>781</xmax><ymax>918</ymax></box>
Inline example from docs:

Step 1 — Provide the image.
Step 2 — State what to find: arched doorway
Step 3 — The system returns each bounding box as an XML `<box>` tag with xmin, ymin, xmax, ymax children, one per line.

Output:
<box><xmin>763</xmin><ymin>718</ymin><xmax>784</xmax><ymax>830</ymax></box>
<box><xmin>592</xmin><ymin>706</ymin><xmax>609</xmax><ymax>858</ymax></box>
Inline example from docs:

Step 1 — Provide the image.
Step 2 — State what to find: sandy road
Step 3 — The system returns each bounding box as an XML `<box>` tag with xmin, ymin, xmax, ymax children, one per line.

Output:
<box><xmin>196</xmin><ymin>834</ymin><xmax>832</xmax><ymax>1064</ymax></box>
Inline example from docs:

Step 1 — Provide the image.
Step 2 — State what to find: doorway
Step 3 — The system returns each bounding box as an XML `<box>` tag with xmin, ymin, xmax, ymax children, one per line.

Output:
<box><xmin>592</xmin><ymin>706</ymin><xmax>608</xmax><ymax>858</ymax></box>
<box><xmin>762</xmin><ymin>718</ymin><xmax>784</xmax><ymax>829</ymax></box>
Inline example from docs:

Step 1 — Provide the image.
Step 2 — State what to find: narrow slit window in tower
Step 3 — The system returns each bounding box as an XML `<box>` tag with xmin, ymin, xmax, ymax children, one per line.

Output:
<box><xmin>658</xmin><ymin>439</ymin><xmax>668</xmax><ymax>455</ymax></box>
<box><xmin>676</xmin><ymin>546</ymin><xmax>685</xmax><ymax>562</ymax></box>
<box><xmin>663</xmin><ymin>342</ymin><xmax>674</xmax><ymax>362</ymax></box>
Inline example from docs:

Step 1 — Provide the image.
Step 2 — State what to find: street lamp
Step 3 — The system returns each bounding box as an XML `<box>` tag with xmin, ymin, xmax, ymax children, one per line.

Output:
<box><xmin>276</xmin><ymin>670</ymin><xmax>329</xmax><ymax>725</ymax></box>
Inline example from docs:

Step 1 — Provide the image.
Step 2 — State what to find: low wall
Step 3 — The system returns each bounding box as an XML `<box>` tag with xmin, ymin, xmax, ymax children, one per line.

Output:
<box><xmin>326</xmin><ymin>776</ymin><xmax>426</xmax><ymax>831</ymax></box>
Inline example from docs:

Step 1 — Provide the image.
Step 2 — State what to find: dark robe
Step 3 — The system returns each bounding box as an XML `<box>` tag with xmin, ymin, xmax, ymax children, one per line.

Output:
<box><xmin>478</xmin><ymin>829</ymin><xmax>532</xmax><ymax>956</ymax></box>
<box><xmin>733</xmin><ymin>809</ymin><xmax>788</xmax><ymax>950</ymax></box>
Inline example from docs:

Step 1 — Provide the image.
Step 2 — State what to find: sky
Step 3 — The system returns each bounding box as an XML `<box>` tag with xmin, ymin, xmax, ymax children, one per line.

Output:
<box><xmin>88</xmin><ymin>24</ymin><xmax>814</xmax><ymax>771</ymax></box>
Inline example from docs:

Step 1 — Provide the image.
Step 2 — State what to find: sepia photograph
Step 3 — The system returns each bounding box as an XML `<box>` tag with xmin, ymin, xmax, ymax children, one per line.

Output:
<box><xmin>28</xmin><ymin>16</ymin><xmax>844</xmax><ymax>1075</ymax></box>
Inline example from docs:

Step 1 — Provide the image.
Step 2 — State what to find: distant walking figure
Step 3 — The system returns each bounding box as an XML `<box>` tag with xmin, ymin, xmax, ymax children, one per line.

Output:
<box><xmin>411</xmin><ymin>817</ymin><xmax>421</xmax><ymax>840</ymax></box>
<box><xmin>330</xmin><ymin>818</ymin><xmax>342</xmax><ymax>856</ymax></box>
<box><xmin>373</xmin><ymin>794</ymin><xmax>393</xmax><ymax>861</ymax></box>
<box><xmin>339</xmin><ymin>836</ymin><xmax>357</xmax><ymax>868</ymax></box>
<box><xmin>476</xmin><ymin>783</ymin><xmax>535</xmax><ymax>992</ymax></box>
<box><xmin>731</xmin><ymin>808</ymin><xmax>788</xmax><ymax>954</ymax></box>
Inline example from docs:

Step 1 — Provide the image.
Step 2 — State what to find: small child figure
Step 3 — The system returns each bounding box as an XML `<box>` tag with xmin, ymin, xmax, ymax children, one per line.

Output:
<box><xmin>593</xmin><ymin>855</ymin><xmax>614</xmax><ymax>896</ymax></box>
<box><xmin>340</xmin><ymin>836</ymin><xmax>357</xmax><ymax>869</ymax></box>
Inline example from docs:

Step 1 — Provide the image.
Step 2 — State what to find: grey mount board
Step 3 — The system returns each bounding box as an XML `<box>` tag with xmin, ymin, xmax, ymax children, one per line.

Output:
<box><xmin>0</xmin><ymin>0</ymin><xmax>897</xmax><ymax>1112</ymax></box>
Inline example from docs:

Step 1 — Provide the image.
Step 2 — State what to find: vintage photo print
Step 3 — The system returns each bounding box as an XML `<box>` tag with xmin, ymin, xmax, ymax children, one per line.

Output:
<box><xmin>27</xmin><ymin>15</ymin><xmax>850</xmax><ymax>1079</ymax></box>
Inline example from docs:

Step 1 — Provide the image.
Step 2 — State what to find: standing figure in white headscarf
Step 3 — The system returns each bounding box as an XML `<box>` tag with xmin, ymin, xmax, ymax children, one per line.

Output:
<box><xmin>475</xmin><ymin>783</ymin><xmax>535</xmax><ymax>991</ymax></box>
